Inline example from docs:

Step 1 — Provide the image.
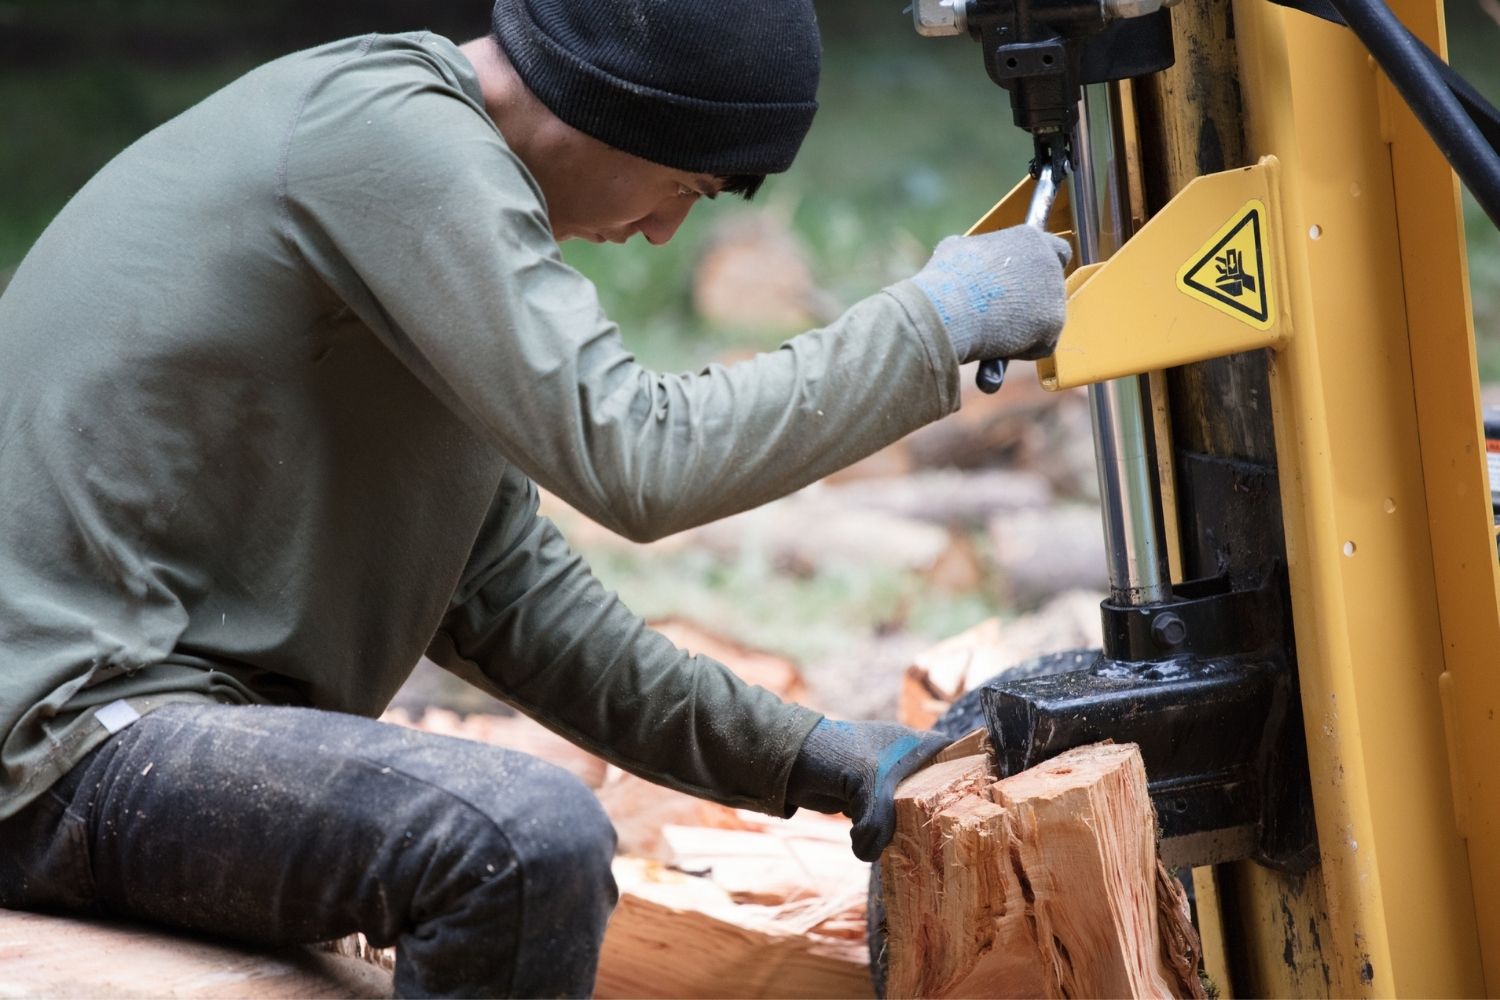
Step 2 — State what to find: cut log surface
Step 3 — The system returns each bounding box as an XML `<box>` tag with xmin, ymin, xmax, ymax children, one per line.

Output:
<box><xmin>0</xmin><ymin>908</ymin><xmax>392</xmax><ymax>999</ymax></box>
<box><xmin>881</xmin><ymin>742</ymin><xmax>1203</xmax><ymax>999</ymax></box>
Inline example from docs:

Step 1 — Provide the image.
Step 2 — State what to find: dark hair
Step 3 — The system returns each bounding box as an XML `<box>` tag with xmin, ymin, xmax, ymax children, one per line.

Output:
<box><xmin>719</xmin><ymin>175</ymin><xmax>766</xmax><ymax>201</ymax></box>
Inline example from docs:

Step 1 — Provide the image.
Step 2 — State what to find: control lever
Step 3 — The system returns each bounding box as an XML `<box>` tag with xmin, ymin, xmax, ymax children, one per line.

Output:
<box><xmin>975</xmin><ymin>159</ymin><xmax>1065</xmax><ymax>393</ymax></box>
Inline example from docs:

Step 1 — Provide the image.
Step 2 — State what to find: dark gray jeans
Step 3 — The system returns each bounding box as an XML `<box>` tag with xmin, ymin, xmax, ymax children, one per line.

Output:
<box><xmin>0</xmin><ymin>703</ymin><xmax>618</xmax><ymax>997</ymax></box>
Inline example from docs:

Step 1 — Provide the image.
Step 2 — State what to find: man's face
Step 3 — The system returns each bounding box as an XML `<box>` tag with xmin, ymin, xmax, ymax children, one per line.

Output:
<box><xmin>528</xmin><ymin>128</ymin><xmax>721</xmax><ymax>246</ymax></box>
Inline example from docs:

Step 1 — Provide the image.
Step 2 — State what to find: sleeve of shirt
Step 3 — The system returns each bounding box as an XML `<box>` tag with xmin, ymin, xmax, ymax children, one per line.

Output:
<box><xmin>281</xmin><ymin>40</ymin><xmax>961</xmax><ymax>544</ymax></box>
<box><xmin>424</xmin><ymin>465</ymin><xmax>823</xmax><ymax>815</ymax></box>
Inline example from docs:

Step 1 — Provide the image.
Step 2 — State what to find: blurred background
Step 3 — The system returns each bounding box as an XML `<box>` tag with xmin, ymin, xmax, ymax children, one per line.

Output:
<box><xmin>0</xmin><ymin>0</ymin><xmax>1496</xmax><ymax>717</ymax></box>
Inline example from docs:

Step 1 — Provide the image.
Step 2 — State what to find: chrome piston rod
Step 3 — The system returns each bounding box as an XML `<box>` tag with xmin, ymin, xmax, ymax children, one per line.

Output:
<box><xmin>1071</xmin><ymin>88</ymin><xmax>1172</xmax><ymax>606</ymax></box>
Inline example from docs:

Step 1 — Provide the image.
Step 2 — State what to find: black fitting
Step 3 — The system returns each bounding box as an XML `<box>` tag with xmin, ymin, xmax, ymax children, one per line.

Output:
<box><xmin>979</xmin><ymin>566</ymin><xmax>1318</xmax><ymax>872</ymax></box>
<box><xmin>961</xmin><ymin>0</ymin><xmax>1174</xmax><ymax>139</ymax></box>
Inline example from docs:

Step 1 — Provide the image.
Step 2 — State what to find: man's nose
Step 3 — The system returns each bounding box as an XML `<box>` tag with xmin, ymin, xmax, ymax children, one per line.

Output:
<box><xmin>639</xmin><ymin>197</ymin><xmax>696</xmax><ymax>246</ymax></box>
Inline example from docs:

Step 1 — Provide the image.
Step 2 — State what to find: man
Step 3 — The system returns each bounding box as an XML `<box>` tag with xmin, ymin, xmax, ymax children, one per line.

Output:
<box><xmin>0</xmin><ymin>0</ymin><xmax>1069</xmax><ymax>995</ymax></box>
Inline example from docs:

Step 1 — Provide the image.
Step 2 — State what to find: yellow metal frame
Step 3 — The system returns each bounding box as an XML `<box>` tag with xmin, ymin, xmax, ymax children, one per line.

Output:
<box><xmin>1234</xmin><ymin>0</ymin><xmax>1493</xmax><ymax>992</ymax></box>
<box><xmin>966</xmin><ymin>172</ymin><xmax>1075</xmax><ymax>237</ymax></box>
<box><xmin>1004</xmin><ymin>0</ymin><xmax>1498</xmax><ymax>991</ymax></box>
<box><xmin>1035</xmin><ymin>160</ymin><xmax>1290</xmax><ymax>389</ymax></box>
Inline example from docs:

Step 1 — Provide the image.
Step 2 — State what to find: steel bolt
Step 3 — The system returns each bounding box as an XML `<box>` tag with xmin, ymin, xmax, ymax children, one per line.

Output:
<box><xmin>1151</xmin><ymin>612</ymin><xmax>1188</xmax><ymax>650</ymax></box>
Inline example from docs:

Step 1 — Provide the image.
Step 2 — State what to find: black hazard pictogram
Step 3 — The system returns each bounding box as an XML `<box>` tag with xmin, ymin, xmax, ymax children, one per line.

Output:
<box><xmin>1180</xmin><ymin>209</ymin><xmax>1269</xmax><ymax>323</ymax></box>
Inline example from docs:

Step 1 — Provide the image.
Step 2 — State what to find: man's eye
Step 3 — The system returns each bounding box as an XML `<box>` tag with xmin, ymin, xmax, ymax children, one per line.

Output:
<box><xmin>676</xmin><ymin>185</ymin><xmax>698</xmax><ymax>198</ymax></box>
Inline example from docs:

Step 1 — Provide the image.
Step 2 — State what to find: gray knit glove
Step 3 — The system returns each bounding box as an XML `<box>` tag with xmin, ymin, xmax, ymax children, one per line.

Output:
<box><xmin>786</xmin><ymin>718</ymin><xmax>950</xmax><ymax>862</ymax></box>
<box><xmin>910</xmin><ymin>224</ymin><xmax>1073</xmax><ymax>364</ymax></box>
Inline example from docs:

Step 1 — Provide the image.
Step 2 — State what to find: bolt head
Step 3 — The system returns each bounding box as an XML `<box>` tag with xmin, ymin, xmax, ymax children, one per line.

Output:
<box><xmin>1151</xmin><ymin>612</ymin><xmax>1188</xmax><ymax>649</ymax></box>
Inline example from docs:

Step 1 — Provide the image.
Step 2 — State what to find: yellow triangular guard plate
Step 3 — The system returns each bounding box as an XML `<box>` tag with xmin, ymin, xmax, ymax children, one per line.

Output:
<box><xmin>1176</xmin><ymin>199</ymin><xmax>1275</xmax><ymax>331</ymax></box>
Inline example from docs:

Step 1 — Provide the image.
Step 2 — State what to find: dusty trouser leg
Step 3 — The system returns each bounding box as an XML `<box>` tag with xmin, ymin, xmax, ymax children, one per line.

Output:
<box><xmin>0</xmin><ymin>702</ymin><xmax>617</xmax><ymax>998</ymax></box>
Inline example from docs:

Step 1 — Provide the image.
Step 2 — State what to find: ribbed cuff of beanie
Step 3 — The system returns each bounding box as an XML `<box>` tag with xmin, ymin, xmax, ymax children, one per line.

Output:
<box><xmin>491</xmin><ymin>0</ymin><xmax>820</xmax><ymax>175</ymax></box>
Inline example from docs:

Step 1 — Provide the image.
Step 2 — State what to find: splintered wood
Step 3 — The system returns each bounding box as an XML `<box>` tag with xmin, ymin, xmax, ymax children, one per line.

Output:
<box><xmin>881</xmin><ymin>743</ymin><xmax>1203</xmax><ymax>999</ymax></box>
<box><xmin>596</xmin><ymin>813</ymin><xmax>873</xmax><ymax>999</ymax></box>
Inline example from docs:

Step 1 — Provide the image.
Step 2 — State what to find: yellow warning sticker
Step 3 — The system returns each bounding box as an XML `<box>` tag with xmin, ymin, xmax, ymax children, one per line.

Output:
<box><xmin>1176</xmin><ymin>199</ymin><xmax>1274</xmax><ymax>330</ymax></box>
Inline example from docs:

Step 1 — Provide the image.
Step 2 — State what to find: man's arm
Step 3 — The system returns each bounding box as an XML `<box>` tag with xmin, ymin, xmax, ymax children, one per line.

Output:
<box><xmin>425</xmin><ymin>465</ymin><xmax>823</xmax><ymax>815</ymax></box>
<box><xmin>283</xmin><ymin>40</ymin><xmax>961</xmax><ymax>543</ymax></box>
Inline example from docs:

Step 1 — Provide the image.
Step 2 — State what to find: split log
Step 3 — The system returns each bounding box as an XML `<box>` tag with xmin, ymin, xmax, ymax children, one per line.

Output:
<box><xmin>596</xmin><ymin>858</ymin><xmax>872</xmax><ymax>999</ymax></box>
<box><xmin>898</xmin><ymin>595</ymin><xmax>1103</xmax><ymax>729</ymax></box>
<box><xmin>594</xmin><ymin>765</ymin><xmax>762</xmax><ymax>859</ymax></box>
<box><xmin>881</xmin><ymin>743</ymin><xmax>1203</xmax><ymax>999</ymax></box>
<box><xmin>0</xmin><ymin>908</ymin><xmax>391</xmax><ymax>998</ymax></box>
<box><xmin>597</xmin><ymin>806</ymin><xmax>869</xmax><ymax>998</ymax></box>
<box><xmin>661</xmin><ymin>823</ymin><xmax>863</xmax><ymax>905</ymax></box>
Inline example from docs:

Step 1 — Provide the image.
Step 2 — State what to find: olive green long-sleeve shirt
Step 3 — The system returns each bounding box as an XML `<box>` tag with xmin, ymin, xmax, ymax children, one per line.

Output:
<box><xmin>0</xmin><ymin>32</ymin><xmax>960</xmax><ymax>821</ymax></box>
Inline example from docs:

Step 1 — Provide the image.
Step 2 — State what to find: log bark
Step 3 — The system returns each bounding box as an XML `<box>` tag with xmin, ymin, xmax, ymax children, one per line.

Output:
<box><xmin>881</xmin><ymin>743</ymin><xmax>1203</xmax><ymax>998</ymax></box>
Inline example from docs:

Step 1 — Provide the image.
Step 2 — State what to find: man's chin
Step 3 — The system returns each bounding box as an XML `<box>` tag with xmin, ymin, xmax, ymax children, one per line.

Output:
<box><xmin>553</xmin><ymin>227</ymin><xmax>628</xmax><ymax>245</ymax></box>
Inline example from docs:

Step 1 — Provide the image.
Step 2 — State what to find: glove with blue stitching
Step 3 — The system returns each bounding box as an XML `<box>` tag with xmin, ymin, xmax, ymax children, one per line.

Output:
<box><xmin>786</xmin><ymin>718</ymin><xmax>950</xmax><ymax>862</ymax></box>
<box><xmin>910</xmin><ymin>224</ymin><xmax>1072</xmax><ymax>365</ymax></box>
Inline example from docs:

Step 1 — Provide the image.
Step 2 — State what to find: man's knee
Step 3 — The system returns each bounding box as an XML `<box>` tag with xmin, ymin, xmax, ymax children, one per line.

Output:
<box><xmin>483</xmin><ymin>755</ymin><xmax>616</xmax><ymax>888</ymax></box>
<box><xmin>416</xmin><ymin>750</ymin><xmax>615</xmax><ymax>898</ymax></box>
<box><xmin>393</xmin><ymin>757</ymin><xmax>614</xmax><ymax>996</ymax></box>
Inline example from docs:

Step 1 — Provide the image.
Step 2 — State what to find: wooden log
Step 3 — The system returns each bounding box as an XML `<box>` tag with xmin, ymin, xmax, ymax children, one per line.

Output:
<box><xmin>685</xmin><ymin>498</ymin><xmax>961</xmax><ymax>578</ymax></box>
<box><xmin>660</xmin><ymin>823</ymin><xmax>863</xmax><ymax>905</ymax></box>
<box><xmin>881</xmin><ymin>743</ymin><xmax>1204</xmax><ymax>999</ymax></box>
<box><xmin>898</xmin><ymin>596</ymin><xmax>1103</xmax><ymax>730</ymax></box>
<box><xmin>593</xmin><ymin>765</ymin><xmax>760</xmax><ymax>859</ymax></box>
<box><xmin>988</xmin><ymin>505</ymin><xmax>1108</xmax><ymax>606</ymax></box>
<box><xmin>822</xmin><ymin>470</ymin><xmax>1054</xmax><ymax>528</ymax></box>
<box><xmin>0</xmin><ymin>908</ymin><xmax>391</xmax><ymax>998</ymax></box>
<box><xmin>595</xmin><ymin>858</ymin><xmax>872</xmax><ymax>999</ymax></box>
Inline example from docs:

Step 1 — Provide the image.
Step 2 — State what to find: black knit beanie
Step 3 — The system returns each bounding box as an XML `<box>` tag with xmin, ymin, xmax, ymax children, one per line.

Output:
<box><xmin>490</xmin><ymin>0</ymin><xmax>821</xmax><ymax>176</ymax></box>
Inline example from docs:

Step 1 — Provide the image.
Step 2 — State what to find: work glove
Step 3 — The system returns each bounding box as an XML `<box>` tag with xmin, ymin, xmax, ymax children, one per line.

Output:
<box><xmin>910</xmin><ymin>224</ymin><xmax>1073</xmax><ymax>365</ymax></box>
<box><xmin>786</xmin><ymin>718</ymin><xmax>950</xmax><ymax>862</ymax></box>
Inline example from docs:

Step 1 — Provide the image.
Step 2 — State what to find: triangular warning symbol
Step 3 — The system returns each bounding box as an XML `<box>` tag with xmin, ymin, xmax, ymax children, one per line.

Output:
<box><xmin>1176</xmin><ymin>199</ymin><xmax>1274</xmax><ymax>330</ymax></box>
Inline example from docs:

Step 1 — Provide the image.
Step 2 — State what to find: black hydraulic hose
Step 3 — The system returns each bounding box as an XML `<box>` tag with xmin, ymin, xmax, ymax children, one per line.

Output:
<box><xmin>1323</xmin><ymin>0</ymin><xmax>1500</xmax><ymax>229</ymax></box>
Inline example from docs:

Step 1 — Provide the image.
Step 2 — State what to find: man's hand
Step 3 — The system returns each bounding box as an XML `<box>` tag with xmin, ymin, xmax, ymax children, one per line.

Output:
<box><xmin>910</xmin><ymin>224</ymin><xmax>1073</xmax><ymax>365</ymax></box>
<box><xmin>786</xmin><ymin>719</ymin><xmax>950</xmax><ymax>862</ymax></box>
